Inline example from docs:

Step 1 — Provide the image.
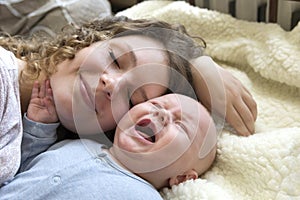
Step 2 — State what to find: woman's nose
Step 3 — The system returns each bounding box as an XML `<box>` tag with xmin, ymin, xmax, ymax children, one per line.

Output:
<box><xmin>100</xmin><ymin>73</ymin><xmax>122</xmax><ymax>100</ymax></box>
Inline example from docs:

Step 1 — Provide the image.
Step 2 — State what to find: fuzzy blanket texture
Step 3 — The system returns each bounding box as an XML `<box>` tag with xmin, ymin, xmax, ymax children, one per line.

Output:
<box><xmin>117</xmin><ymin>1</ymin><xmax>300</xmax><ymax>200</ymax></box>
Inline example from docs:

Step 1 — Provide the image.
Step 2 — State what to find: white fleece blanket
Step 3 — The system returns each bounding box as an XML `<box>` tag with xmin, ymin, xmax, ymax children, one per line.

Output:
<box><xmin>117</xmin><ymin>1</ymin><xmax>300</xmax><ymax>200</ymax></box>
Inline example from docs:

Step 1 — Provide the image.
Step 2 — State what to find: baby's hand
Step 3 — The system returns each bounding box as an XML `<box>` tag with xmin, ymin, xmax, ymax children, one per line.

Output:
<box><xmin>27</xmin><ymin>80</ymin><xmax>58</xmax><ymax>123</ymax></box>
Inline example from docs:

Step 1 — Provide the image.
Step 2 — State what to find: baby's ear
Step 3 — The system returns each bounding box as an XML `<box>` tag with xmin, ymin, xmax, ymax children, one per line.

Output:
<box><xmin>169</xmin><ymin>169</ymin><xmax>198</xmax><ymax>187</ymax></box>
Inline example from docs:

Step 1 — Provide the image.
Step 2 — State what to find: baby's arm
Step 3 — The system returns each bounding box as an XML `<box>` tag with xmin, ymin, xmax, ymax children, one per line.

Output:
<box><xmin>20</xmin><ymin>114</ymin><xmax>59</xmax><ymax>172</ymax></box>
<box><xmin>190</xmin><ymin>56</ymin><xmax>257</xmax><ymax>136</ymax></box>
<box><xmin>19</xmin><ymin>80</ymin><xmax>60</xmax><ymax>172</ymax></box>
<box><xmin>27</xmin><ymin>80</ymin><xmax>58</xmax><ymax>123</ymax></box>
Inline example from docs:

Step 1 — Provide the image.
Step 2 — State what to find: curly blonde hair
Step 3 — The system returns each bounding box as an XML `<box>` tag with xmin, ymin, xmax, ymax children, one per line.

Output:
<box><xmin>0</xmin><ymin>16</ymin><xmax>205</xmax><ymax>95</ymax></box>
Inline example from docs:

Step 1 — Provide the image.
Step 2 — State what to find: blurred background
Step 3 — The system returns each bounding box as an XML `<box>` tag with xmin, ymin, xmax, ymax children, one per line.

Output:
<box><xmin>110</xmin><ymin>0</ymin><xmax>300</xmax><ymax>31</ymax></box>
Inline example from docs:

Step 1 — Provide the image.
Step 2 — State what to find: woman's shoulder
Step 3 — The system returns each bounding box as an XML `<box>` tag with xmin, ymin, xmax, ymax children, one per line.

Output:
<box><xmin>0</xmin><ymin>46</ymin><xmax>18</xmax><ymax>70</ymax></box>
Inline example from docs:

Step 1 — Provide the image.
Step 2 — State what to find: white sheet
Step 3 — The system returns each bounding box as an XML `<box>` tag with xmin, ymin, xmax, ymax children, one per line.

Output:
<box><xmin>117</xmin><ymin>1</ymin><xmax>300</xmax><ymax>199</ymax></box>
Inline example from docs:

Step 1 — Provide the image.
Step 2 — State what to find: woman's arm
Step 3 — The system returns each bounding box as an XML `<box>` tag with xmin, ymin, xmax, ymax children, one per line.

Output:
<box><xmin>0</xmin><ymin>47</ymin><xmax>23</xmax><ymax>185</ymax></box>
<box><xmin>190</xmin><ymin>56</ymin><xmax>257</xmax><ymax>136</ymax></box>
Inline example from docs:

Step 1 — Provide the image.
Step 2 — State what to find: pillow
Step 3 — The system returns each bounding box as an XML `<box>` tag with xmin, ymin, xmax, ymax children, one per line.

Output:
<box><xmin>0</xmin><ymin>0</ymin><xmax>112</xmax><ymax>37</ymax></box>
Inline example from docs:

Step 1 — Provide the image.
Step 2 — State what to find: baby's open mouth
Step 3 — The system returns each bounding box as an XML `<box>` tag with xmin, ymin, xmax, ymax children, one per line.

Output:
<box><xmin>135</xmin><ymin>119</ymin><xmax>156</xmax><ymax>143</ymax></box>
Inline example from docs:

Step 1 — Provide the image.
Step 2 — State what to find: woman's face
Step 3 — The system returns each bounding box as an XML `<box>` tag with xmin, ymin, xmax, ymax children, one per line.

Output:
<box><xmin>50</xmin><ymin>35</ymin><xmax>169</xmax><ymax>135</ymax></box>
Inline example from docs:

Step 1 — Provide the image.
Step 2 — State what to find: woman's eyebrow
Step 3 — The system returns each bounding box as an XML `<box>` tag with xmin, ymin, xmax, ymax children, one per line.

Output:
<box><xmin>124</xmin><ymin>42</ymin><xmax>137</xmax><ymax>67</ymax></box>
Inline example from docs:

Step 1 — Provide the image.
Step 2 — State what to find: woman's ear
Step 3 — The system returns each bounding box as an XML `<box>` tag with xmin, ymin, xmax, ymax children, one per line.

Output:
<box><xmin>168</xmin><ymin>169</ymin><xmax>198</xmax><ymax>187</ymax></box>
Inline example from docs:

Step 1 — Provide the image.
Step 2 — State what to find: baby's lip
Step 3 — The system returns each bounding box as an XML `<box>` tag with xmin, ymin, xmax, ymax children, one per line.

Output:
<box><xmin>135</xmin><ymin>118</ymin><xmax>158</xmax><ymax>143</ymax></box>
<box><xmin>137</xmin><ymin>118</ymin><xmax>151</xmax><ymax>127</ymax></box>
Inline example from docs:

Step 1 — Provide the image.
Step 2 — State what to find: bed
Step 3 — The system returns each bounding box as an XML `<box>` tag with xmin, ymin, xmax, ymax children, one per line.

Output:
<box><xmin>1</xmin><ymin>0</ymin><xmax>299</xmax><ymax>199</ymax></box>
<box><xmin>115</xmin><ymin>1</ymin><xmax>300</xmax><ymax>199</ymax></box>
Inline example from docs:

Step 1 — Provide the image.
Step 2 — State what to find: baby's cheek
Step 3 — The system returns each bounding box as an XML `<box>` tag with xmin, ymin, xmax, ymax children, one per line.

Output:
<box><xmin>162</xmin><ymin>130</ymin><xmax>191</xmax><ymax>156</ymax></box>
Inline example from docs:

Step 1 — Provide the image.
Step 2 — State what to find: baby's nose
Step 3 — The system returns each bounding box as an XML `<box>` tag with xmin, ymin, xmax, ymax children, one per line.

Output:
<box><xmin>153</xmin><ymin>107</ymin><xmax>171</xmax><ymax>126</ymax></box>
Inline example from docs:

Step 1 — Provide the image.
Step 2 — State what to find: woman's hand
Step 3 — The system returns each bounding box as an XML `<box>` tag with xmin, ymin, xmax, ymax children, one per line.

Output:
<box><xmin>27</xmin><ymin>80</ymin><xmax>58</xmax><ymax>123</ymax></box>
<box><xmin>190</xmin><ymin>56</ymin><xmax>257</xmax><ymax>136</ymax></box>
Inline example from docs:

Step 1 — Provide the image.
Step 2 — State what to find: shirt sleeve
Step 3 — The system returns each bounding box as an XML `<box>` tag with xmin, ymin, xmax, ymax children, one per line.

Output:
<box><xmin>19</xmin><ymin>114</ymin><xmax>60</xmax><ymax>172</ymax></box>
<box><xmin>0</xmin><ymin>47</ymin><xmax>23</xmax><ymax>185</ymax></box>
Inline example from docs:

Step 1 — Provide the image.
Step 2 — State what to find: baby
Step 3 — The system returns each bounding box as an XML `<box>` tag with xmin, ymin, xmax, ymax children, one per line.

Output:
<box><xmin>110</xmin><ymin>91</ymin><xmax>217</xmax><ymax>189</ymax></box>
<box><xmin>0</xmin><ymin>81</ymin><xmax>217</xmax><ymax>199</ymax></box>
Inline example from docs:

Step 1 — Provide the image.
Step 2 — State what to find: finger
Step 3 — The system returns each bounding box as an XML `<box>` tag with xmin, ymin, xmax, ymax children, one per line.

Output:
<box><xmin>45</xmin><ymin>80</ymin><xmax>54</xmax><ymax>100</ymax></box>
<box><xmin>226</xmin><ymin>105</ymin><xmax>252</xmax><ymax>136</ymax></box>
<box><xmin>44</xmin><ymin>95</ymin><xmax>58</xmax><ymax>122</ymax></box>
<box><xmin>45</xmin><ymin>87</ymin><xmax>56</xmax><ymax>110</ymax></box>
<box><xmin>242</xmin><ymin>92</ymin><xmax>258</xmax><ymax>121</ymax></box>
<box><xmin>233</xmin><ymin>100</ymin><xmax>255</xmax><ymax>135</ymax></box>
<box><xmin>236</xmin><ymin>85</ymin><xmax>257</xmax><ymax>125</ymax></box>
<box><xmin>39</xmin><ymin>80</ymin><xmax>46</xmax><ymax>98</ymax></box>
<box><xmin>45</xmin><ymin>95</ymin><xmax>55</xmax><ymax>110</ymax></box>
<box><xmin>46</xmin><ymin>88</ymin><xmax>54</xmax><ymax>102</ymax></box>
<box><xmin>31</xmin><ymin>81</ymin><xmax>40</xmax><ymax>99</ymax></box>
<box><xmin>241</xmin><ymin>84</ymin><xmax>252</xmax><ymax>96</ymax></box>
<box><xmin>45</xmin><ymin>79</ymin><xmax>51</xmax><ymax>90</ymax></box>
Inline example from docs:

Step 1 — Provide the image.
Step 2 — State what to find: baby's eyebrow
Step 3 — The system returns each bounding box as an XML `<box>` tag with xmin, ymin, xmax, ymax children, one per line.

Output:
<box><xmin>180</xmin><ymin>120</ymin><xmax>190</xmax><ymax>136</ymax></box>
<box><xmin>140</xmin><ymin>88</ymin><xmax>148</xmax><ymax>102</ymax></box>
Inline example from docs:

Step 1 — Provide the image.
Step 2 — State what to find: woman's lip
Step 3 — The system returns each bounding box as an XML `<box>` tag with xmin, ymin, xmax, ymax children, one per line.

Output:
<box><xmin>79</xmin><ymin>75</ymin><xmax>95</xmax><ymax>111</ymax></box>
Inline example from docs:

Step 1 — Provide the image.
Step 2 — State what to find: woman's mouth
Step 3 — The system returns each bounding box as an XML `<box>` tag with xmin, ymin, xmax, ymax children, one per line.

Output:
<box><xmin>79</xmin><ymin>75</ymin><xmax>95</xmax><ymax>111</ymax></box>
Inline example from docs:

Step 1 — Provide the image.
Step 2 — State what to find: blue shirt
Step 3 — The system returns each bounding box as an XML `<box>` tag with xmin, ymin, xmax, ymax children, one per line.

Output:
<box><xmin>0</xmin><ymin>116</ymin><xmax>163</xmax><ymax>200</ymax></box>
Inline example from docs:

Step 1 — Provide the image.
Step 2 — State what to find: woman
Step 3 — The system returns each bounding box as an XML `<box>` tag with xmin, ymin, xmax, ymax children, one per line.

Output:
<box><xmin>0</xmin><ymin>16</ymin><xmax>257</xmax><ymax>185</ymax></box>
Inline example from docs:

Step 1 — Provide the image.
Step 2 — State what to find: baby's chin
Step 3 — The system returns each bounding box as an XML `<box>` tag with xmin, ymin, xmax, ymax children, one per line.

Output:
<box><xmin>200</xmin><ymin>145</ymin><xmax>217</xmax><ymax>172</ymax></box>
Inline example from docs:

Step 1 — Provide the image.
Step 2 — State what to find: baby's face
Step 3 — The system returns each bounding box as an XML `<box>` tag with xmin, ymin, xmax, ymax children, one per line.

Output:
<box><xmin>112</xmin><ymin>94</ymin><xmax>217</xmax><ymax>175</ymax></box>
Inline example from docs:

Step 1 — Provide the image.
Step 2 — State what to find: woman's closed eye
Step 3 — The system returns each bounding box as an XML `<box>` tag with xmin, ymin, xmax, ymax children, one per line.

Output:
<box><xmin>109</xmin><ymin>48</ymin><xmax>120</xmax><ymax>68</ymax></box>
